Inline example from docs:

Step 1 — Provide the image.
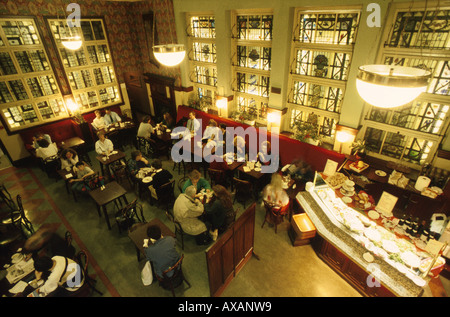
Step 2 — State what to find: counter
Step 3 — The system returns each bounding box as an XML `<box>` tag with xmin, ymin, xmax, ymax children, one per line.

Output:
<box><xmin>297</xmin><ymin>187</ymin><xmax>430</xmax><ymax>297</ymax></box>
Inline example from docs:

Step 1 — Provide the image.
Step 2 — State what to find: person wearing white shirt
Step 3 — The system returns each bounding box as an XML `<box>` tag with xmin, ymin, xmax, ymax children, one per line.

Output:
<box><xmin>32</xmin><ymin>133</ymin><xmax>52</xmax><ymax>149</ymax></box>
<box><xmin>137</xmin><ymin>115</ymin><xmax>154</xmax><ymax>139</ymax></box>
<box><xmin>35</xmin><ymin>139</ymin><xmax>58</xmax><ymax>160</ymax></box>
<box><xmin>60</xmin><ymin>148</ymin><xmax>79</xmax><ymax>170</ymax></box>
<box><xmin>103</xmin><ymin>109</ymin><xmax>122</xmax><ymax>126</ymax></box>
<box><xmin>92</xmin><ymin>110</ymin><xmax>106</xmax><ymax>130</ymax></box>
<box><xmin>186</xmin><ymin>111</ymin><xmax>200</xmax><ymax>134</ymax></box>
<box><xmin>95</xmin><ymin>131</ymin><xmax>114</xmax><ymax>155</ymax></box>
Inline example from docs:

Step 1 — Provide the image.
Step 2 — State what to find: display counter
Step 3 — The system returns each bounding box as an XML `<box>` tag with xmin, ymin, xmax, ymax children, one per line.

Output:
<box><xmin>296</xmin><ymin>181</ymin><xmax>445</xmax><ymax>297</ymax></box>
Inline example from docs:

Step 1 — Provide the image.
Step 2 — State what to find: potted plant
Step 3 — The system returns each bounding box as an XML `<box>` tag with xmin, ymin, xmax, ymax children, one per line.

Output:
<box><xmin>187</xmin><ymin>95</ymin><xmax>208</xmax><ymax>112</ymax></box>
<box><xmin>351</xmin><ymin>139</ymin><xmax>367</xmax><ymax>159</ymax></box>
<box><xmin>230</xmin><ymin>110</ymin><xmax>256</xmax><ymax>126</ymax></box>
<box><xmin>293</xmin><ymin>121</ymin><xmax>321</xmax><ymax>145</ymax></box>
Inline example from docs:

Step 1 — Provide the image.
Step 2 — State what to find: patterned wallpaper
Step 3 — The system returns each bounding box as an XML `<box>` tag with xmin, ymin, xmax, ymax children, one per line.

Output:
<box><xmin>0</xmin><ymin>0</ymin><xmax>182</xmax><ymax>95</ymax></box>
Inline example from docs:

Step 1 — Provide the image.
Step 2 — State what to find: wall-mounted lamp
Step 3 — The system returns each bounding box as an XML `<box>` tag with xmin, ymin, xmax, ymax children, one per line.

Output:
<box><xmin>216</xmin><ymin>95</ymin><xmax>232</xmax><ymax>117</ymax></box>
<box><xmin>335</xmin><ymin>124</ymin><xmax>358</xmax><ymax>154</ymax></box>
<box><xmin>267</xmin><ymin>108</ymin><xmax>282</xmax><ymax>134</ymax></box>
<box><xmin>64</xmin><ymin>95</ymin><xmax>85</xmax><ymax>123</ymax></box>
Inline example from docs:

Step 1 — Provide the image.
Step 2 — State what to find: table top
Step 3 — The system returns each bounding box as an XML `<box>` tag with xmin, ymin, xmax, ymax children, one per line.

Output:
<box><xmin>57</xmin><ymin>168</ymin><xmax>74</xmax><ymax>180</ymax></box>
<box><xmin>96</xmin><ymin>150</ymin><xmax>126</xmax><ymax>165</ymax></box>
<box><xmin>89</xmin><ymin>181</ymin><xmax>127</xmax><ymax>206</ymax></box>
<box><xmin>238</xmin><ymin>164</ymin><xmax>265</xmax><ymax>180</ymax></box>
<box><xmin>58</xmin><ymin>136</ymin><xmax>85</xmax><ymax>149</ymax></box>
<box><xmin>101</xmin><ymin>121</ymin><xmax>135</xmax><ymax>134</ymax></box>
<box><xmin>128</xmin><ymin>218</ymin><xmax>176</xmax><ymax>256</ymax></box>
<box><xmin>225</xmin><ymin>161</ymin><xmax>243</xmax><ymax>171</ymax></box>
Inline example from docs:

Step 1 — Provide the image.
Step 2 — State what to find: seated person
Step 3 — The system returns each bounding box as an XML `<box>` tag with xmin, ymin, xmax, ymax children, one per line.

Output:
<box><xmin>32</xmin><ymin>133</ymin><xmax>52</xmax><ymax>149</ymax></box>
<box><xmin>173</xmin><ymin>185</ymin><xmax>210</xmax><ymax>245</ymax></box>
<box><xmin>147</xmin><ymin>159</ymin><xmax>173</xmax><ymax>199</ymax></box>
<box><xmin>202</xmin><ymin>119</ymin><xmax>221</xmax><ymax>143</ymax></box>
<box><xmin>95</xmin><ymin>131</ymin><xmax>114</xmax><ymax>156</ymax></box>
<box><xmin>182</xmin><ymin>169</ymin><xmax>211</xmax><ymax>193</ymax></box>
<box><xmin>144</xmin><ymin>225</ymin><xmax>180</xmax><ymax>279</ymax></box>
<box><xmin>254</xmin><ymin>141</ymin><xmax>279</xmax><ymax>166</ymax></box>
<box><xmin>128</xmin><ymin>150</ymin><xmax>150</xmax><ymax>176</ymax></box>
<box><xmin>35</xmin><ymin>139</ymin><xmax>58</xmax><ymax>160</ymax></box>
<box><xmin>69</xmin><ymin>162</ymin><xmax>96</xmax><ymax>193</ymax></box>
<box><xmin>233</xmin><ymin>136</ymin><xmax>247</xmax><ymax>161</ymax></box>
<box><xmin>31</xmin><ymin>255</ymin><xmax>84</xmax><ymax>297</ymax></box>
<box><xmin>160</xmin><ymin>112</ymin><xmax>174</xmax><ymax>130</ymax></box>
<box><xmin>262</xmin><ymin>173</ymin><xmax>290</xmax><ymax>215</ymax></box>
<box><xmin>202</xmin><ymin>185</ymin><xmax>234</xmax><ymax>241</ymax></box>
<box><xmin>209</xmin><ymin>153</ymin><xmax>230</xmax><ymax>171</ymax></box>
<box><xmin>186</xmin><ymin>111</ymin><xmax>200</xmax><ymax>135</ymax></box>
<box><xmin>220</xmin><ymin>123</ymin><xmax>233</xmax><ymax>147</ymax></box>
<box><xmin>103</xmin><ymin>108</ymin><xmax>122</xmax><ymax>126</ymax></box>
<box><xmin>92</xmin><ymin>110</ymin><xmax>106</xmax><ymax>130</ymax></box>
<box><xmin>137</xmin><ymin>115</ymin><xmax>154</xmax><ymax>139</ymax></box>
<box><xmin>282</xmin><ymin>159</ymin><xmax>314</xmax><ymax>182</ymax></box>
<box><xmin>60</xmin><ymin>148</ymin><xmax>79</xmax><ymax>170</ymax></box>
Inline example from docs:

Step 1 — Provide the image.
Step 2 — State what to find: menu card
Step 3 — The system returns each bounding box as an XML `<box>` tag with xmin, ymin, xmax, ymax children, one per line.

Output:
<box><xmin>323</xmin><ymin>159</ymin><xmax>338</xmax><ymax>177</ymax></box>
<box><xmin>375</xmin><ymin>191</ymin><xmax>398</xmax><ymax>217</ymax></box>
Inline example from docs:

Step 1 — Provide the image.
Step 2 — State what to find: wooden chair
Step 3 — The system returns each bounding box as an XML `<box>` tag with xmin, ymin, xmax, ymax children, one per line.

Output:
<box><xmin>148</xmin><ymin>138</ymin><xmax>170</xmax><ymax>160</ymax></box>
<box><xmin>114</xmin><ymin>198</ymin><xmax>145</xmax><ymax>233</ymax></box>
<box><xmin>177</xmin><ymin>175</ymin><xmax>189</xmax><ymax>194</ymax></box>
<box><xmin>166</xmin><ymin>208</ymin><xmax>186</xmax><ymax>250</ymax></box>
<box><xmin>69</xmin><ymin>250</ymin><xmax>103</xmax><ymax>297</ymax></box>
<box><xmin>42</xmin><ymin>155</ymin><xmax>60</xmax><ymax>180</ymax></box>
<box><xmin>156</xmin><ymin>254</ymin><xmax>191</xmax><ymax>297</ymax></box>
<box><xmin>261</xmin><ymin>200</ymin><xmax>289</xmax><ymax>234</ymax></box>
<box><xmin>15</xmin><ymin>195</ymin><xmax>34</xmax><ymax>237</ymax></box>
<box><xmin>150</xmin><ymin>180</ymin><xmax>175</xmax><ymax>213</ymax></box>
<box><xmin>173</xmin><ymin>160</ymin><xmax>186</xmax><ymax>177</ymax></box>
<box><xmin>208</xmin><ymin>168</ymin><xmax>228</xmax><ymax>188</ymax></box>
<box><xmin>71</xmin><ymin>171</ymin><xmax>103</xmax><ymax>202</ymax></box>
<box><xmin>232</xmin><ymin>177</ymin><xmax>253</xmax><ymax>208</ymax></box>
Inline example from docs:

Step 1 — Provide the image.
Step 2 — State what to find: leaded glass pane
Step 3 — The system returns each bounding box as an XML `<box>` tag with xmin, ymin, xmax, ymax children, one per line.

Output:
<box><xmin>192</xmin><ymin>42</ymin><xmax>216</xmax><ymax>63</ymax></box>
<box><xmin>388</xmin><ymin>9</ymin><xmax>450</xmax><ymax>49</ymax></box>
<box><xmin>93</xmin><ymin>66</ymin><xmax>114</xmax><ymax>85</ymax></box>
<box><xmin>298</xmin><ymin>13</ymin><xmax>359</xmax><ymax>45</ymax></box>
<box><xmin>237</xmin><ymin>96</ymin><xmax>267</xmax><ymax>119</ymax></box>
<box><xmin>237</xmin><ymin>46</ymin><xmax>271</xmax><ymax>70</ymax></box>
<box><xmin>190</xmin><ymin>16</ymin><xmax>215</xmax><ymax>38</ymax></box>
<box><xmin>237</xmin><ymin>15</ymin><xmax>273</xmax><ymax>41</ymax></box>
<box><xmin>99</xmin><ymin>86</ymin><xmax>118</xmax><ymax>105</ymax></box>
<box><xmin>68</xmin><ymin>70</ymin><xmax>94</xmax><ymax>90</ymax></box>
<box><xmin>60</xmin><ymin>48</ymin><xmax>88</xmax><ymax>68</ymax></box>
<box><xmin>295</xmin><ymin>49</ymin><xmax>350</xmax><ymax>80</ymax></box>
<box><xmin>8</xmin><ymin>80</ymin><xmax>28</xmax><ymax>101</ymax></box>
<box><xmin>403</xmin><ymin>137</ymin><xmax>433</xmax><ymax>164</ymax></box>
<box><xmin>291</xmin><ymin>81</ymin><xmax>342</xmax><ymax>112</ymax></box>
<box><xmin>0</xmin><ymin>81</ymin><xmax>13</xmax><ymax>103</ymax></box>
<box><xmin>194</xmin><ymin>65</ymin><xmax>217</xmax><ymax>86</ymax></box>
<box><xmin>237</xmin><ymin>72</ymin><xmax>269</xmax><ymax>97</ymax></box>
<box><xmin>1</xmin><ymin>20</ymin><xmax>40</xmax><ymax>46</ymax></box>
<box><xmin>0</xmin><ymin>52</ymin><xmax>17</xmax><ymax>75</ymax></box>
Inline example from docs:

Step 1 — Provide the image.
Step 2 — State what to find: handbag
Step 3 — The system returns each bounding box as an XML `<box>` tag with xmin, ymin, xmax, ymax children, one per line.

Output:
<box><xmin>141</xmin><ymin>261</ymin><xmax>153</xmax><ymax>286</ymax></box>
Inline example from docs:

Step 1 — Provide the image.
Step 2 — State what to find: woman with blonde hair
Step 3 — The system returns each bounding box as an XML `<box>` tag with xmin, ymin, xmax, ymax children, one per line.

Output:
<box><xmin>262</xmin><ymin>173</ymin><xmax>289</xmax><ymax>214</ymax></box>
<box><xmin>203</xmin><ymin>185</ymin><xmax>235</xmax><ymax>241</ymax></box>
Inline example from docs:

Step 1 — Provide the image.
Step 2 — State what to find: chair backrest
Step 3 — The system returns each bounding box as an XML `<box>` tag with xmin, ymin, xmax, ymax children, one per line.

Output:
<box><xmin>162</xmin><ymin>254</ymin><xmax>184</xmax><ymax>280</ymax></box>
<box><xmin>233</xmin><ymin>177</ymin><xmax>252</xmax><ymax>192</ymax></box>
<box><xmin>177</xmin><ymin>176</ymin><xmax>189</xmax><ymax>193</ymax></box>
<box><xmin>75</xmin><ymin>250</ymin><xmax>89</xmax><ymax>281</ymax></box>
<box><xmin>16</xmin><ymin>194</ymin><xmax>34</xmax><ymax>234</ymax></box>
<box><xmin>83</xmin><ymin>172</ymin><xmax>103</xmax><ymax>189</ymax></box>
<box><xmin>158</xmin><ymin>180</ymin><xmax>175</xmax><ymax>201</ymax></box>
<box><xmin>208</xmin><ymin>168</ymin><xmax>226</xmax><ymax>185</ymax></box>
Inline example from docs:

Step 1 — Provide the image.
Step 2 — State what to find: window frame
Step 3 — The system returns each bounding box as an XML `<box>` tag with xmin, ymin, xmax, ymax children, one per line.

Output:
<box><xmin>186</xmin><ymin>12</ymin><xmax>217</xmax><ymax>109</ymax></box>
<box><xmin>0</xmin><ymin>16</ymin><xmax>68</xmax><ymax>133</ymax></box>
<box><xmin>231</xmin><ymin>9</ymin><xmax>273</xmax><ymax>124</ymax></box>
<box><xmin>286</xmin><ymin>7</ymin><xmax>361</xmax><ymax>143</ymax></box>
<box><xmin>46</xmin><ymin>17</ymin><xmax>123</xmax><ymax>113</ymax></box>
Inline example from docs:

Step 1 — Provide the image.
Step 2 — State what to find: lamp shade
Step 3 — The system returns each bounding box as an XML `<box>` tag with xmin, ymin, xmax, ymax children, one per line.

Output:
<box><xmin>61</xmin><ymin>36</ymin><xmax>82</xmax><ymax>50</ymax></box>
<box><xmin>153</xmin><ymin>44</ymin><xmax>186</xmax><ymax>67</ymax></box>
<box><xmin>356</xmin><ymin>65</ymin><xmax>431</xmax><ymax>108</ymax></box>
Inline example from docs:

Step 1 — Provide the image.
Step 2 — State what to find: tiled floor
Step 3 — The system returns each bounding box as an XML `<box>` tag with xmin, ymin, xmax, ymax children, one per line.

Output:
<box><xmin>0</xmin><ymin>149</ymin><xmax>448</xmax><ymax>297</ymax></box>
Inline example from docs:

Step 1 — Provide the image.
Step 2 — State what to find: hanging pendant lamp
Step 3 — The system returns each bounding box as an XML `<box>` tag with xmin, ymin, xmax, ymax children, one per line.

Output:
<box><xmin>153</xmin><ymin>44</ymin><xmax>186</xmax><ymax>67</ymax></box>
<box><xmin>356</xmin><ymin>65</ymin><xmax>431</xmax><ymax>108</ymax></box>
<box><xmin>61</xmin><ymin>35</ymin><xmax>82</xmax><ymax>50</ymax></box>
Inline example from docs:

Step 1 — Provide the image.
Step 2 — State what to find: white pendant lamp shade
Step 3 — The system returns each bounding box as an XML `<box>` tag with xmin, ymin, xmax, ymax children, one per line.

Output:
<box><xmin>356</xmin><ymin>65</ymin><xmax>431</xmax><ymax>108</ymax></box>
<box><xmin>61</xmin><ymin>36</ymin><xmax>82</xmax><ymax>50</ymax></box>
<box><xmin>153</xmin><ymin>44</ymin><xmax>186</xmax><ymax>67</ymax></box>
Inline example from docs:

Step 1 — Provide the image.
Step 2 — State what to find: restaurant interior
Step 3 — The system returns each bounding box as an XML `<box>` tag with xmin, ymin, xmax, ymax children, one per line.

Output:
<box><xmin>0</xmin><ymin>0</ymin><xmax>450</xmax><ymax>298</ymax></box>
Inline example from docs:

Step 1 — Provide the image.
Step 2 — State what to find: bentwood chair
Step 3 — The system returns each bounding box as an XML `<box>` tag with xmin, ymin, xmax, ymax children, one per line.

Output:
<box><xmin>166</xmin><ymin>208</ymin><xmax>186</xmax><ymax>250</ymax></box>
<box><xmin>151</xmin><ymin>180</ymin><xmax>175</xmax><ymax>213</ymax></box>
<box><xmin>207</xmin><ymin>168</ymin><xmax>228</xmax><ymax>188</ymax></box>
<box><xmin>232</xmin><ymin>177</ymin><xmax>253</xmax><ymax>208</ymax></box>
<box><xmin>69</xmin><ymin>250</ymin><xmax>103</xmax><ymax>297</ymax></box>
<box><xmin>261</xmin><ymin>200</ymin><xmax>289</xmax><ymax>234</ymax></box>
<box><xmin>156</xmin><ymin>254</ymin><xmax>191</xmax><ymax>297</ymax></box>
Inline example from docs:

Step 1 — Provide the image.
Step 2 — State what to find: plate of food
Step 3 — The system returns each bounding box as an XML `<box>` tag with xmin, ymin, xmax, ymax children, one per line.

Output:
<box><xmin>142</xmin><ymin>177</ymin><xmax>153</xmax><ymax>183</ymax></box>
<box><xmin>11</xmin><ymin>253</ymin><xmax>23</xmax><ymax>264</ymax></box>
<box><xmin>363</xmin><ymin>252</ymin><xmax>374</xmax><ymax>263</ymax></box>
<box><xmin>401</xmin><ymin>251</ymin><xmax>421</xmax><ymax>268</ymax></box>
<box><xmin>375</xmin><ymin>170</ymin><xmax>387</xmax><ymax>177</ymax></box>
<box><xmin>341</xmin><ymin>196</ymin><xmax>352</xmax><ymax>204</ymax></box>
<box><xmin>382</xmin><ymin>239</ymin><xmax>400</xmax><ymax>254</ymax></box>
<box><xmin>368</xmin><ymin>210</ymin><xmax>380</xmax><ymax>220</ymax></box>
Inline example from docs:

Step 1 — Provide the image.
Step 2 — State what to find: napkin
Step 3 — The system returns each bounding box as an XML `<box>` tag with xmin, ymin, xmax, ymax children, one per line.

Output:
<box><xmin>65</xmin><ymin>173</ymin><xmax>73</xmax><ymax>179</ymax></box>
<box><xmin>243</xmin><ymin>166</ymin><xmax>251</xmax><ymax>172</ymax></box>
<box><xmin>9</xmin><ymin>281</ymin><xmax>28</xmax><ymax>294</ymax></box>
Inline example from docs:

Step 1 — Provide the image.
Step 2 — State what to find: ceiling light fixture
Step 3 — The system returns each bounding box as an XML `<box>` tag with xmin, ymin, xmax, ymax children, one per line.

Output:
<box><xmin>151</xmin><ymin>0</ymin><xmax>185</xmax><ymax>67</ymax></box>
<box><xmin>356</xmin><ymin>64</ymin><xmax>431</xmax><ymax>108</ymax></box>
<box><xmin>61</xmin><ymin>35</ymin><xmax>82</xmax><ymax>50</ymax></box>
